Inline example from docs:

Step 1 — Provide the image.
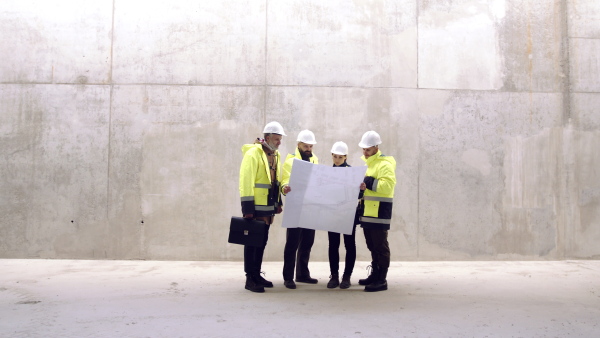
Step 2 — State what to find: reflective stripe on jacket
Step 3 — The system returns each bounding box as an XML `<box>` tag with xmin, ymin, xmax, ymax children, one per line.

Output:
<box><xmin>239</xmin><ymin>144</ymin><xmax>281</xmax><ymax>216</ymax></box>
<box><xmin>359</xmin><ymin>150</ymin><xmax>396</xmax><ymax>230</ymax></box>
<box><xmin>281</xmin><ymin>151</ymin><xmax>318</xmax><ymax>190</ymax></box>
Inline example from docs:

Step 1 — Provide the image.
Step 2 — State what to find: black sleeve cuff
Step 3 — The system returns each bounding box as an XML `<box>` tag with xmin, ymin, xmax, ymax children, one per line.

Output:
<box><xmin>363</xmin><ymin>176</ymin><xmax>375</xmax><ymax>190</ymax></box>
<box><xmin>241</xmin><ymin>201</ymin><xmax>255</xmax><ymax>215</ymax></box>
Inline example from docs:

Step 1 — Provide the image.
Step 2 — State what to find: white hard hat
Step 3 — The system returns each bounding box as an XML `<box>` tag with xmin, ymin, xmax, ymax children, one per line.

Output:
<box><xmin>358</xmin><ymin>131</ymin><xmax>382</xmax><ymax>148</ymax></box>
<box><xmin>330</xmin><ymin>141</ymin><xmax>348</xmax><ymax>155</ymax></box>
<box><xmin>297</xmin><ymin>130</ymin><xmax>317</xmax><ymax>145</ymax></box>
<box><xmin>263</xmin><ymin>121</ymin><xmax>286</xmax><ymax>136</ymax></box>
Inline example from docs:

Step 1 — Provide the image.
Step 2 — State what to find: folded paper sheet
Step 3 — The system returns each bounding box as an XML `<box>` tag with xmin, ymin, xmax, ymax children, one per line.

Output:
<box><xmin>282</xmin><ymin>159</ymin><xmax>367</xmax><ymax>235</ymax></box>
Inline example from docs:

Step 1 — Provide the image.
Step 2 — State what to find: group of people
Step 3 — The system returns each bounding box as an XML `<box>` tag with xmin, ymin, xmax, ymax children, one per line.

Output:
<box><xmin>238</xmin><ymin>121</ymin><xmax>397</xmax><ymax>293</ymax></box>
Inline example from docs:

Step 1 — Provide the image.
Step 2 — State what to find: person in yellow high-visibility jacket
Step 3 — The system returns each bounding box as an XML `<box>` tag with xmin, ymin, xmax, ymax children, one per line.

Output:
<box><xmin>280</xmin><ymin>130</ymin><xmax>319</xmax><ymax>289</ymax></box>
<box><xmin>239</xmin><ymin>121</ymin><xmax>290</xmax><ymax>293</ymax></box>
<box><xmin>357</xmin><ymin>131</ymin><xmax>396</xmax><ymax>292</ymax></box>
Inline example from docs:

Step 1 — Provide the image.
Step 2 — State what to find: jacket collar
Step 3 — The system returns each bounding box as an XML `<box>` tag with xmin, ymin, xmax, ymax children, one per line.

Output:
<box><xmin>362</xmin><ymin>149</ymin><xmax>381</xmax><ymax>164</ymax></box>
<box><xmin>294</xmin><ymin>150</ymin><xmax>313</xmax><ymax>162</ymax></box>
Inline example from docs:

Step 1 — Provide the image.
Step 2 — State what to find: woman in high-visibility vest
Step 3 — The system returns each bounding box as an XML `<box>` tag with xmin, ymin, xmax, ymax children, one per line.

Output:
<box><xmin>326</xmin><ymin>141</ymin><xmax>360</xmax><ymax>290</ymax></box>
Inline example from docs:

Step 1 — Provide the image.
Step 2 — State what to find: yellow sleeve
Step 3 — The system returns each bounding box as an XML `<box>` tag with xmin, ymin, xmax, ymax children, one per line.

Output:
<box><xmin>239</xmin><ymin>149</ymin><xmax>258</xmax><ymax>200</ymax></box>
<box><xmin>372</xmin><ymin>161</ymin><xmax>396</xmax><ymax>195</ymax></box>
<box><xmin>281</xmin><ymin>157</ymin><xmax>293</xmax><ymax>190</ymax></box>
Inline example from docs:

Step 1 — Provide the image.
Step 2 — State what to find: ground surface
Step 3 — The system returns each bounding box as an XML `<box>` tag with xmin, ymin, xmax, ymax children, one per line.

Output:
<box><xmin>1</xmin><ymin>260</ymin><xmax>599</xmax><ymax>337</ymax></box>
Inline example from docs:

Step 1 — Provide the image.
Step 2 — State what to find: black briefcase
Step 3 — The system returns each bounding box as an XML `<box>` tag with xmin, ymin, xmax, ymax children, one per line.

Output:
<box><xmin>228</xmin><ymin>217</ymin><xmax>267</xmax><ymax>247</ymax></box>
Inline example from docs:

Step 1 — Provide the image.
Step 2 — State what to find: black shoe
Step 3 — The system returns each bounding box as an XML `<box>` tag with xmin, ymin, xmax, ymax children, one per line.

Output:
<box><xmin>327</xmin><ymin>274</ymin><xmax>340</xmax><ymax>289</ymax></box>
<box><xmin>256</xmin><ymin>272</ymin><xmax>273</xmax><ymax>288</ymax></box>
<box><xmin>284</xmin><ymin>280</ymin><xmax>296</xmax><ymax>289</ymax></box>
<box><xmin>245</xmin><ymin>275</ymin><xmax>265</xmax><ymax>293</ymax></box>
<box><xmin>364</xmin><ymin>279</ymin><xmax>388</xmax><ymax>292</ymax></box>
<box><xmin>358</xmin><ymin>265</ymin><xmax>378</xmax><ymax>286</ymax></box>
<box><xmin>296</xmin><ymin>276</ymin><xmax>318</xmax><ymax>284</ymax></box>
<box><xmin>364</xmin><ymin>266</ymin><xmax>387</xmax><ymax>292</ymax></box>
<box><xmin>340</xmin><ymin>275</ymin><xmax>351</xmax><ymax>289</ymax></box>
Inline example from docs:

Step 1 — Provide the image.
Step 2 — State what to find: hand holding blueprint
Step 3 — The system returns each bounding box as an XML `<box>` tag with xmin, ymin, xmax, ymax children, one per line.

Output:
<box><xmin>282</xmin><ymin>159</ymin><xmax>367</xmax><ymax>235</ymax></box>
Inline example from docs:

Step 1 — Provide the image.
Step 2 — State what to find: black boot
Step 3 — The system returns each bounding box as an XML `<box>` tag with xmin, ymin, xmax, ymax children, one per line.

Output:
<box><xmin>255</xmin><ymin>272</ymin><xmax>273</xmax><ymax>288</ymax></box>
<box><xmin>364</xmin><ymin>267</ymin><xmax>388</xmax><ymax>292</ymax></box>
<box><xmin>327</xmin><ymin>273</ymin><xmax>340</xmax><ymax>289</ymax></box>
<box><xmin>295</xmin><ymin>276</ymin><xmax>318</xmax><ymax>284</ymax></box>
<box><xmin>284</xmin><ymin>280</ymin><xmax>297</xmax><ymax>289</ymax></box>
<box><xmin>358</xmin><ymin>264</ymin><xmax>378</xmax><ymax>286</ymax></box>
<box><xmin>340</xmin><ymin>274</ymin><xmax>351</xmax><ymax>289</ymax></box>
<box><xmin>245</xmin><ymin>274</ymin><xmax>265</xmax><ymax>293</ymax></box>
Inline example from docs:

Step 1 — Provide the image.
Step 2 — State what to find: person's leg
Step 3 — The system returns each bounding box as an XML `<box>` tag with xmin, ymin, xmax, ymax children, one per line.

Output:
<box><xmin>244</xmin><ymin>245</ymin><xmax>257</xmax><ymax>275</ymax></box>
<box><xmin>253</xmin><ymin>219</ymin><xmax>271</xmax><ymax>274</ymax></box>
<box><xmin>283</xmin><ymin>228</ymin><xmax>301</xmax><ymax>281</ymax></box>
<box><xmin>244</xmin><ymin>245</ymin><xmax>264</xmax><ymax>292</ymax></box>
<box><xmin>327</xmin><ymin>231</ymin><xmax>341</xmax><ymax>288</ymax></box>
<box><xmin>342</xmin><ymin>225</ymin><xmax>357</xmax><ymax>278</ymax></box>
<box><xmin>253</xmin><ymin>224</ymin><xmax>272</xmax><ymax>287</ymax></box>
<box><xmin>369</xmin><ymin>229</ymin><xmax>390</xmax><ymax>271</ymax></box>
<box><xmin>364</xmin><ymin>229</ymin><xmax>390</xmax><ymax>292</ymax></box>
<box><xmin>328</xmin><ymin>231</ymin><xmax>341</xmax><ymax>275</ymax></box>
<box><xmin>296</xmin><ymin>228</ymin><xmax>316</xmax><ymax>282</ymax></box>
<box><xmin>364</xmin><ymin>228</ymin><xmax>377</xmax><ymax>264</ymax></box>
<box><xmin>358</xmin><ymin>228</ymin><xmax>378</xmax><ymax>286</ymax></box>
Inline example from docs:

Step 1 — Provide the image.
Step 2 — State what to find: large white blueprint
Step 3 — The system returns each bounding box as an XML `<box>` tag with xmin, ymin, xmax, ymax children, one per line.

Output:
<box><xmin>282</xmin><ymin>159</ymin><xmax>367</xmax><ymax>235</ymax></box>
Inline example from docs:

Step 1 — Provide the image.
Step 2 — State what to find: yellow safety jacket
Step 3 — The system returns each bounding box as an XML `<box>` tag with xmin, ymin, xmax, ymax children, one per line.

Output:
<box><xmin>359</xmin><ymin>150</ymin><xmax>396</xmax><ymax>230</ymax></box>
<box><xmin>281</xmin><ymin>150</ymin><xmax>318</xmax><ymax>190</ymax></box>
<box><xmin>239</xmin><ymin>143</ymin><xmax>282</xmax><ymax>216</ymax></box>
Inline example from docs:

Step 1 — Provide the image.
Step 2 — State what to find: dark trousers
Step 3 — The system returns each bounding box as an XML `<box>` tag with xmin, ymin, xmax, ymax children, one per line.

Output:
<box><xmin>328</xmin><ymin>225</ymin><xmax>356</xmax><ymax>277</ymax></box>
<box><xmin>363</xmin><ymin>228</ymin><xmax>390</xmax><ymax>270</ymax></box>
<box><xmin>283</xmin><ymin>227</ymin><xmax>315</xmax><ymax>280</ymax></box>
<box><xmin>243</xmin><ymin>224</ymin><xmax>271</xmax><ymax>275</ymax></box>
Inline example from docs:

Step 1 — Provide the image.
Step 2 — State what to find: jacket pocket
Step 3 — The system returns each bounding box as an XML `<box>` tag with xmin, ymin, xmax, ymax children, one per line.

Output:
<box><xmin>255</xmin><ymin>187</ymin><xmax>268</xmax><ymax>205</ymax></box>
<box><xmin>364</xmin><ymin>200</ymin><xmax>379</xmax><ymax>217</ymax></box>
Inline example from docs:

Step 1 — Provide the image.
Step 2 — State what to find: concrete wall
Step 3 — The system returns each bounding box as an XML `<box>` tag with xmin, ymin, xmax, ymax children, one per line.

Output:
<box><xmin>1</xmin><ymin>0</ymin><xmax>598</xmax><ymax>261</ymax></box>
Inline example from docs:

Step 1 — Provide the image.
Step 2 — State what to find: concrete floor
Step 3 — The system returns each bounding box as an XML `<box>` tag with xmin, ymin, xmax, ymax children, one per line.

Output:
<box><xmin>1</xmin><ymin>260</ymin><xmax>599</xmax><ymax>338</ymax></box>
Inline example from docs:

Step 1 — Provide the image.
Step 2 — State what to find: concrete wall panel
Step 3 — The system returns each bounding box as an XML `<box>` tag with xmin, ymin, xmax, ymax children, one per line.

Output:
<box><xmin>111</xmin><ymin>0</ymin><xmax>266</xmax><ymax>85</ymax></box>
<box><xmin>0</xmin><ymin>84</ymin><xmax>110</xmax><ymax>258</ymax></box>
<box><xmin>567</xmin><ymin>0</ymin><xmax>600</xmax><ymax>258</ymax></box>
<box><xmin>567</xmin><ymin>93</ymin><xmax>600</xmax><ymax>259</ymax></box>
<box><xmin>267</xmin><ymin>0</ymin><xmax>417</xmax><ymax>87</ymax></box>
<box><xmin>418</xmin><ymin>0</ymin><xmax>505</xmax><ymax>90</ymax></box>
<box><xmin>569</xmin><ymin>0</ymin><xmax>600</xmax><ymax>38</ymax></box>
<box><xmin>572</xmin><ymin>93</ymin><xmax>600</xmax><ymax>131</ymax></box>
<box><xmin>497</xmin><ymin>0</ymin><xmax>564</xmax><ymax>92</ymax></box>
<box><xmin>418</xmin><ymin>90</ymin><xmax>563</xmax><ymax>259</ymax></box>
<box><xmin>570</xmin><ymin>38</ymin><xmax>600</xmax><ymax>92</ymax></box>
<box><xmin>419</xmin><ymin>1</ymin><xmax>564</xmax><ymax>92</ymax></box>
<box><xmin>108</xmin><ymin>85</ymin><xmax>265</xmax><ymax>260</ymax></box>
<box><xmin>570</xmin><ymin>130</ymin><xmax>600</xmax><ymax>259</ymax></box>
<box><xmin>0</xmin><ymin>1</ymin><xmax>112</xmax><ymax>84</ymax></box>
